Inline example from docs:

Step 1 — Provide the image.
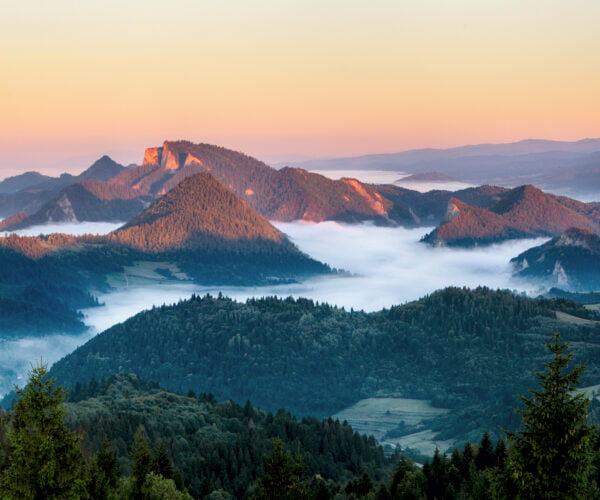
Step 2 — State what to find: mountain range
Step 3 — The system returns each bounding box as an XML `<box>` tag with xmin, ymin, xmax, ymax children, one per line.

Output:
<box><xmin>0</xmin><ymin>172</ymin><xmax>330</xmax><ymax>336</ymax></box>
<box><xmin>5</xmin><ymin>140</ymin><xmax>600</xmax><ymax>249</ymax></box>
<box><xmin>0</xmin><ymin>156</ymin><xmax>129</xmax><ymax>219</ymax></box>
<box><xmin>283</xmin><ymin>138</ymin><xmax>600</xmax><ymax>194</ymax></box>
<box><xmin>422</xmin><ymin>185</ymin><xmax>600</xmax><ymax>247</ymax></box>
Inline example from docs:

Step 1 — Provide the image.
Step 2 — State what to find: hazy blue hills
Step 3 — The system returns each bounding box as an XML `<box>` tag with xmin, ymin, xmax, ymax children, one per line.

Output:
<box><xmin>0</xmin><ymin>171</ymin><xmax>53</xmax><ymax>194</ymax></box>
<box><xmin>0</xmin><ymin>155</ymin><xmax>128</xmax><ymax>219</ymax></box>
<box><xmin>282</xmin><ymin>138</ymin><xmax>600</xmax><ymax>193</ymax></box>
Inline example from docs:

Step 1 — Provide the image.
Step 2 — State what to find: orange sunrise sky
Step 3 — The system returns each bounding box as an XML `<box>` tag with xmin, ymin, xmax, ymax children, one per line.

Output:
<box><xmin>1</xmin><ymin>0</ymin><xmax>599</xmax><ymax>175</ymax></box>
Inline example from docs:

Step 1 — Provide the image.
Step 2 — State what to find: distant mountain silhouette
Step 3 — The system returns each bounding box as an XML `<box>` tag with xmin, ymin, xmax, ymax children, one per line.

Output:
<box><xmin>0</xmin><ymin>171</ymin><xmax>53</xmax><ymax>194</ymax></box>
<box><xmin>0</xmin><ymin>156</ymin><xmax>128</xmax><ymax>219</ymax></box>
<box><xmin>283</xmin><ymin>138</ymin><xmax>600</xmax><ymax>192</ymax></box>
<box><xmin>396</xmin><ymin>172</ymin><xmax>458</xmax><ymax>183</ymax></box>
<box><xmin>4</xmin><ymin>139</ymin><xmax>600</xmax><ymax>233</ymax></box>
<box><xmin>76</xmin><ymin>155</ymin><xmax>127</xmax><ymax>181</ymax></box>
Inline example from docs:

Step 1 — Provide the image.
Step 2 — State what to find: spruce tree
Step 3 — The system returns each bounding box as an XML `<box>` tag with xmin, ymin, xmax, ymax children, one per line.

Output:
<box><xmin>255</xmin><ymin>438</ymin><xmax>306</xmax><ymax>499</ymax></box>
<box><xmin>130</xmin><ymin>425</ymin><xmax>154</xmax><ymax>499</ymax></box>
<box><xmin>476</xmin><ymin>431</ymin><xmax>495</xmax><ymax>470</ymax></box>
<box><xmin>495</xmin><ymin>332</ymin><xmax>594</xmax><ymax>499</ymax></box>
<box><xmin>0</xmin><ymin>364</ymin><xmax>84</xmax><ymax>499</ymax></box>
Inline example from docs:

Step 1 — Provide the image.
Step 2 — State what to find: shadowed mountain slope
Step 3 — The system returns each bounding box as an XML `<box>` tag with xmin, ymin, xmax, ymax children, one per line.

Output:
<box><xmin>512</xmin><ymin>227</ymin><xmax>600</xmax><ymax>290</ymax></box>
<box><xmin>0</xmin><ymin>156</ymin><xmax>128</xmax><ymax>219</ymax></box>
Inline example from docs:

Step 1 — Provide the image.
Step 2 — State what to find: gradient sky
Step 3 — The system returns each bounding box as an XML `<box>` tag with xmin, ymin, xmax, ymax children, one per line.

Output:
<box><xmin>1</xmin><ymin>0</ymin><xmax>599</xmax><ymax>175</ymax></box>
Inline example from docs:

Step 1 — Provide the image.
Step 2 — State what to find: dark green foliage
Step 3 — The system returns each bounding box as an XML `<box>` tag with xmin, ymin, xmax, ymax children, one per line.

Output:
<box><xmin>48</xmin><ymin>287</ymin><xmax>600</xmax><ymax>442</ymax></box>
<box><xmin>475</xmin><ymin>432</ymin><xmax>495</xmax><ymax>470</ymax></box>
<box><xmin>0</xmin><ymin>247</ymin><xmax>98</xmax><ymax>336</ymax></box>
<box><xmin>0</xmin><ymin>411</ymin><xmax>9</xmax><ymax>473</ymax></box>
<box><xmin>62</xmin><ymin>374</ymin><xmax>389</xmax><ymax>498</ymax></box>
<box><xmin>494</xmin><ymin>332</ymin><xmax>595</xmax><ymax>499</ymax></box>
<box><xmin>255</xmin><ymin>439</ymin><xmax>307</xmax><ymax>499</ymax></box>
<box><xmin>85</xmin><ymin>438</ymin><xmax>119</xmax><ymax>499</ymax></box>
<box><xmin>494</xmin><ymin>438</ymin><xmax>507</xmax><ymax>469</ymax></box>
<box><xmin>0</xmin><ymin>365</ymin><xmax>85</xmax><ymax>499</ymax></box>
<box><xmin>543</xmin><ymin>287</ymin><xmax>600</xmax><ymax>305</ymax></box>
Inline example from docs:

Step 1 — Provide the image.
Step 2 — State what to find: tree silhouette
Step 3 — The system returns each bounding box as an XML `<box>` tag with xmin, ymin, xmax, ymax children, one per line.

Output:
<box><xmin>494</xmin><ymin>332</ymin><xmax>594</xmax><ymax>499</ymax></box>
<box><xmin>0</xmin><ymin>364</ymin><xmax>84</xmax><ymax>499</ymax></box>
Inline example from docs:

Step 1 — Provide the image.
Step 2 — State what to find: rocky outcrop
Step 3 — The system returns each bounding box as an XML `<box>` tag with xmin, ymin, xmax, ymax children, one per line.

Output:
<box><xmin>143</xmin><ymin>147</ymin><xmax>162</xmax><ymax>166</ymax></box>
<box><xmin>511</xmin><ymin>227</ymin><xmax>600</xmax><ymax>290</ymax></box>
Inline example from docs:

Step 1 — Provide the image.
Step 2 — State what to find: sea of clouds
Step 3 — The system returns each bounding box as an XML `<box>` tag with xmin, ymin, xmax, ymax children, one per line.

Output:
<box><xmin>0</xmin><ymin>220</ymin><xmax>548</xmax><ymax>398</ymax></box>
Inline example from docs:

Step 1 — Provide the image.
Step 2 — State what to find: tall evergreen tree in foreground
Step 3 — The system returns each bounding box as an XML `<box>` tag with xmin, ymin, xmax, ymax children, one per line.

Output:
<box><xmin>493</xmin><ymin>332</ymin><xmax>595</xmax><ymax>499</ymax></box>
<box><xmin>0</xmin><ymin>364</ymin><xmax>84</xmax><ymax>499</ymax></box>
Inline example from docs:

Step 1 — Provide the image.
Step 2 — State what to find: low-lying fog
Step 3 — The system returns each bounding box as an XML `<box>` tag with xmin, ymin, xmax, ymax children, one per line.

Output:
<box><xmin>308</xmin><ymin>169</ymin><xmax>474</xmax><ymax>193</ymax></box>
<box><xmin>0</xmin><ymin>221</ymin><xmax>548</xmax><ymax>398</ymax></box>
<box><xmin>1</xmin><ymin>221</ymin><xmax>124</xmax><ymax>237</ymax></box>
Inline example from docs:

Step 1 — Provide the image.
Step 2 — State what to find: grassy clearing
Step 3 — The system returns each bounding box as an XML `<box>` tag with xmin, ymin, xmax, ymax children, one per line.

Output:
<box><xmin>106</xmin><ymin>261</ymin><xmax>192</xmax><ymax>287</ymax></box>
<box><xmin>555</xmin><ymin>311</ymin><xmax>599</xmax><ymax>326</ymax></box>
<box><xmin>332</xmin><ymin>397</ymin><xmax>451</xmax><ymax>455</ymax></box>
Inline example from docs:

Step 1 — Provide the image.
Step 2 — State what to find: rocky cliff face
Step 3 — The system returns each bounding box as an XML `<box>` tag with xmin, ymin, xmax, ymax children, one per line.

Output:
<box><xmin>142</xmin><ymin>142</ymin><xmax>193</xmax><ymax>170</ymax></box>
<box><xmin>511</xmin><ymin>227</ymin><xmax>600</xmax><ymax>290</ymax></box>
<box><xmin>143</xmin><ymin>147</ymin><xmax>162</xmax><ymax>166</ymax></box>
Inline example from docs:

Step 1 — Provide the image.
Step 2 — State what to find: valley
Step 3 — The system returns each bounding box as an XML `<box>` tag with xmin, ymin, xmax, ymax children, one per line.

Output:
<box><xmin>0</xmin><ymin>221</ymin><xmax>551</xmax><ymax>399</ymax></box>
<box><xmin>4</xmin><ymin>3</ymin><xmax>600</xmax><ymax>495</ymax></box>
<box><xmin>2</xmin><ymin>147</ymin><xmax>600</xmax><ymax>497</ymax></box>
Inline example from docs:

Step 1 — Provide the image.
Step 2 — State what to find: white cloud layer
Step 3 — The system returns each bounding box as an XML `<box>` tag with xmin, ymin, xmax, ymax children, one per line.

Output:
<box><xmin>0</xmin><ymin>221</ymin><xmax>548</xmax><ymax>398</ymax></box>
<box><xmin>2</xmin><ymin>221</ymin><xmax>123</xmax><ymax>237</ymax></box>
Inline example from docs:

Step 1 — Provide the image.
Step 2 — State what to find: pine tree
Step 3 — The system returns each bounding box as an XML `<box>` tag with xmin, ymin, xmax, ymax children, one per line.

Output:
<box><xmin>476</xmin><ymin>431</ymin><xmax>495</xmax><ymax>470</ymax></box>
<box><xmin>255</xmin><ymin>438</ymin><xmax>306</xmax><ymax>499</ymax></box>
<box><xmin>131</xmin><ymin>425</ymin><xmax>154</xmax><ymax>499</ymax></box>
<box><xmin>86</xmin><ymin>438</ymin><xmax>119</xmax><ymax>499</ymax></box>
<box><xmin>153</xmin><ymin>441</ymin><xmax>175</xmax><ymax>481</ymax></box>
<box><xmin>494</xmin><ymin>332</ymin><xmax>594</xmax><ymax>499</ymax></box>
<box><xmin>0</xmin><ymin>364</ymin><xmax>85</xmax><ymax>499</ymax></box>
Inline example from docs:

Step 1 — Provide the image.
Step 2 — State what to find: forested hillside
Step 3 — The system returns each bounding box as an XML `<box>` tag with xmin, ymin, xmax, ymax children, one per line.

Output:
<box><xmin>47</xmin><ymin>287</ymin><xmax>600</xmax><ymax>443</ymax></box>
<box><xmin>0</xmin><ymin>247</ymin><xmax>99</xmax><ymax>336</ymax></box>
<box><xmin>61</xmin><ymin>374</ymin><xmax>390</xmax><ymax>498</ymax></box>
<box><xmin>0</xmin><ymin>173</ymin><xmax>331</xmax><ymax>336</ymax></box>
<box><xmin>4</xmin><ymin>339</ymin><xmax>600</xmax><ymax>498</ymax></box>
<box><xmin>423</xmin><ymin>185</ymin><xmax>600</xmax><ymax>246</ymax></box>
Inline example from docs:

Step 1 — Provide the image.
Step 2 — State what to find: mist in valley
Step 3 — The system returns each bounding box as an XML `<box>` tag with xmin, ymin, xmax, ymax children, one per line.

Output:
<box><xmin>0</xmin><ymin>220</ymin><xmax>549</xmax><ymax>398</ymax></box>
<box><xmin>1</xmin><ymin>221</ymin><xmax>124</xmax><ymax>237</ymax></box>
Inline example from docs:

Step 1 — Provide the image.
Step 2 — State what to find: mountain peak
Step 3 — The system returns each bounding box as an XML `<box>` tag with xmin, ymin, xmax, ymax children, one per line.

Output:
<box><xmin>556</xmin><ymin>227</ymin><xmax>600</xmax><ymax>250</ymax></box>
<box><xmin>142</xmin><ymin>140</ymin><xmax>209</xmax><ymax>170</ymax></box>
<box><xmin>111</xmin><ymin>172</ymin><xmax>285</xmax><ymax>252</ymax></box>
<box><xmin>77</xmin><ymin>155</ymin><xmax>126</xmax><ymax>181</ymax></box>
